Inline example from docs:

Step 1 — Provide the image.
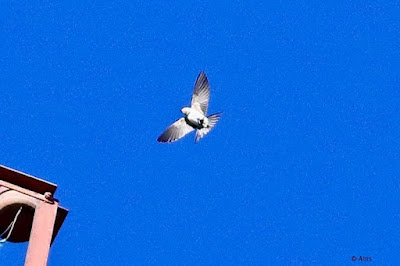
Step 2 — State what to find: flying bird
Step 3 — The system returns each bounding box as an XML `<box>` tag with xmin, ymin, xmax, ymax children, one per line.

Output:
<box><xmin>157</xmin><ymin>72</ymin><xmax>222</xmax><ymax>143</ymax></box>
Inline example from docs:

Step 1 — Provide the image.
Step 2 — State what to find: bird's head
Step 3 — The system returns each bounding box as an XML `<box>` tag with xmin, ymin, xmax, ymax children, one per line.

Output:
<box><xmin>180</xmin><ymin>107</ymin><xmax>191</xmax><ymax>115</ymax></box>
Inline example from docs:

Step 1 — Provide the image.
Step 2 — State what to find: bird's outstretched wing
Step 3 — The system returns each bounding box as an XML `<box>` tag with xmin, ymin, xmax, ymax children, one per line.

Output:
<box><xmin>157</xmin><ymin>117</ymin><xmax>195</xmax><ymax>143</ymax></box>
<box><xmin>191</xmin><ymin>72</ymin><xmax>210</xmax><ymax>115</ymax></box>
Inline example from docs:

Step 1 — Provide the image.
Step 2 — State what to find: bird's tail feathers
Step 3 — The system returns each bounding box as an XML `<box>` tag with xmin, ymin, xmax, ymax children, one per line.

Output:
<box><xmin>195</xmin><ymin>112</ymin><xmax>222</xmax><ymax>143</ymax></box>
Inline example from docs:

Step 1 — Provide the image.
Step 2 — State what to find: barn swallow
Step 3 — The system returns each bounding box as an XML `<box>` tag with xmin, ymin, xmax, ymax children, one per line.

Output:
<box><xmin>157</xmin><ymin>72</ymin><xmax>222</xmax><ymax>143</ymax></box>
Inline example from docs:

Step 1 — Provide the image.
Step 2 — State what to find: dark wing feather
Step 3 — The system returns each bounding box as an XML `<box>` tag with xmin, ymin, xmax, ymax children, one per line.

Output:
<box><xmin>157</xmin><ymin>117</ymin><xmax>195</xmax><ymax>143</ymax></box>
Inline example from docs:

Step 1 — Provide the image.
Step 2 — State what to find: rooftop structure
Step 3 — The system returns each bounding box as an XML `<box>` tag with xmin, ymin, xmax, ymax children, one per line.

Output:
<box><xmin>0</xmin><ymin>164</ymin><xmax>68</xmax><ymax>265</ymax></box>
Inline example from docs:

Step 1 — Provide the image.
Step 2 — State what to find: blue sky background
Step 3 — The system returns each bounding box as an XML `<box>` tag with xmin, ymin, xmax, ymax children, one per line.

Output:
<box><xmin>1</xmin><ymin>1</ymin><xmax>399</xmax><ymax>264</ymax></box>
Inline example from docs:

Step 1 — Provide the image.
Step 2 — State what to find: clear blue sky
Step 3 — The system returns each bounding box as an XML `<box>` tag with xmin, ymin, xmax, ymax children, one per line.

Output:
<box><xmin>1</xmin><ymin>1</ymin><xmax>399</xmax><ymax>264</ymax></box>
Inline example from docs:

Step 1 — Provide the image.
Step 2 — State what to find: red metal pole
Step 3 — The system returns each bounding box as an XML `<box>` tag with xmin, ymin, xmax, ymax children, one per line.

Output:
<box><xmin>25</xmin><ymin>200</ymin><xmax>58</xmax><ymax>266</ymax></box>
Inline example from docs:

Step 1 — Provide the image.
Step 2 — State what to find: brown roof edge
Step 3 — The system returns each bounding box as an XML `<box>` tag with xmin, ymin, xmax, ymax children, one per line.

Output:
<box><xmin>51</xmin><ymin>206</ymin><xmax>69</xmax><ymax>244</ymax></box>
<box><xmin>0</xmin><ymin>164</ymin><xmax>57</xmax><ymax>195</ymax></box>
